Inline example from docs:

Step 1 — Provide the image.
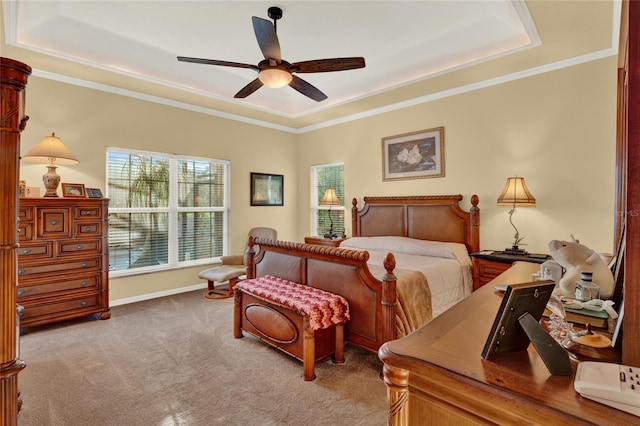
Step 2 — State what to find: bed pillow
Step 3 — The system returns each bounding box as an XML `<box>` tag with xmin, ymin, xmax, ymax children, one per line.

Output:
<box><xmin>340</xmin><ymin>236</ymin><xmax>470</xmax><ymax>265</ymax></box>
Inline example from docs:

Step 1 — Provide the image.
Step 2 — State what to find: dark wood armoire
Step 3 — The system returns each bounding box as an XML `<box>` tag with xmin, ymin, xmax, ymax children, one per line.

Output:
<box><xmin>617</xmin><ymin>0</ymin><xmax>640</xmax><ymax>367</ymax></box>
<box><xmin>0</xmin><ymin>57</ymin><xmax>31</xmax><ymax>425</ymax></box>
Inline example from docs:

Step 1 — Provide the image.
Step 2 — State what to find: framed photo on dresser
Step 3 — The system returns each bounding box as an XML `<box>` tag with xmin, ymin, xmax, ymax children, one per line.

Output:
<box><xmin>85</xmin><ymin>188</ymin><xmax>103</xmax><ymax>198</ymax></box>
<box><xmin>61</xmin><ymin>183</ymin><xmax>86</xmax><ymax>198</ymax></box>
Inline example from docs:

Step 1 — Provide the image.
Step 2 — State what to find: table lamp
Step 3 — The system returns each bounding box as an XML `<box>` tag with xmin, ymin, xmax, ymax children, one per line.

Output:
<box><xmin>22</xmin><ymin>132</ymin><xmax>79</xmax><ymax>197</ymax></box>
<box><xmin>497</xmin><ymin>176</ymin><xmax>536</xmax><ymax>254</ymax></box>
<box><xmin>320</xmin><ymin>188</ymin><xmax>341</xmax><ymax>239</ymax></box>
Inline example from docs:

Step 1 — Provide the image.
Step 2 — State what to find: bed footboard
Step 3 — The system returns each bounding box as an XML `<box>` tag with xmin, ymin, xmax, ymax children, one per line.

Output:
<box><xmin>245</xmin><ymin>237</ymin><xmax>397</xmax><ymax>353</ymax></box>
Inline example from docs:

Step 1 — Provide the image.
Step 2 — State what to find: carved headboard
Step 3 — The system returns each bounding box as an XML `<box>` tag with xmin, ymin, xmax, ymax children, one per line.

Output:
<box><xmin>351</xmin><ymin>195</ymin><xmax>480</xmax><ymax>254</ymax></box>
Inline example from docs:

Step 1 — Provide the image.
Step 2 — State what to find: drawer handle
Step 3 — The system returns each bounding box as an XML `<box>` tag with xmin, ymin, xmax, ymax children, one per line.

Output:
<box><xmin>18</xmin><ymin>269</ymin><xmax>24</xmax><ymax>275</ymax></box>
<box><xmin>22</xmin><ymin>248</ymin><xmax>30</xmax><ymax>254</ymax></box>
<box><xmin>85</xmin><ymin>226</ymin><xmax>92</xmax><ymax>232</ymax></box>
<box><xmin>81</xmin><ymin>262</ymin><xmax>87</xmax><ymax>268</ymax></box>
<box><xmin>83</xmin><ymin>211</ymin><xmax>95</xmax><ymax>216</ymax></box>
<box><xmin>51</xmin><ymin>220</ymin><xmax>58</xmax><ymax>225</ymax></box>
<box><xmin>80</xmin><ymin>300</ymin><xmax>87</xmax><ymax>306</ymax></box>
<box><xmin>77</xmin><ymin>244</ymin><xmax>83</xmax><ymax>250</ymax></box>
<box><xmin>81</xmin><ymin>281</ymin><xmax>87</xmax><ymax>287</ymax></box>
<box><xmin>17</xmin><ymin>289</ymin><xmax>24</xmax><ymax>296</ymax></box>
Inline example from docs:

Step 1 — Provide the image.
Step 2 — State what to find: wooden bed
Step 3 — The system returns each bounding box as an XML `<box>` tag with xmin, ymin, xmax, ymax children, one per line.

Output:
<box><xmin>243</xmin><ymin>195</ymin><xmax>480</xmax><ymax>354</ymax></box>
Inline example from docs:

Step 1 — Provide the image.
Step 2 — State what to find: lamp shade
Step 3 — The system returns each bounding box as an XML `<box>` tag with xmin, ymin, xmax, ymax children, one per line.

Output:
<box><xmin>22</xmin><ymin>132</ymin><xmax>79</xmax><ymax>166</ymax></box>
<box><xmin>497</xmin><ymin>176</ymin><xmax>536</xmax><ymax>207</ymax></box>
<box><xmin>320</xmin><ymin>188</ymin><xmax>341</xmax><ymax>206</ymax></box>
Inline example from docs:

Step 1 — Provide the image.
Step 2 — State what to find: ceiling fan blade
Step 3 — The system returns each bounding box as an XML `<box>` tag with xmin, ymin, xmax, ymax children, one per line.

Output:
<box><xmin>289</xmin><ymin>75</ymin><xmax>327</xmax><ymax>102</ymax></box>
<box><xmin>291</xmin><ymin>57</ymin><xmax>365</xmax><ymax>73</ymax></box>
<box><xmin>177</xmin><ymin>56</ymin><xmax>258</xmax><ymax>70</ymax></box>
<box><xmin>252</xmin><ymin>17</ymin><xmax>281</xmax><ymax>62</ymax></box>
<box><xmin>234</xmin><ymin>78</ymin><xmax>264</xmax><ymax>98</ymax></box>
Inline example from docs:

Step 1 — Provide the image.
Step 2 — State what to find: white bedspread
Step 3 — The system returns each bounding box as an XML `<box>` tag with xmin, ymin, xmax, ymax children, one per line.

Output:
<box><xmin>340</xmin><ymin>236</ymin><xmax>473</xmax><ymax>333</ymax></box>
<box><xmin>365</xmin><ymin>249</ymin><xmax>472</xmax><ymax>318</ymax></box>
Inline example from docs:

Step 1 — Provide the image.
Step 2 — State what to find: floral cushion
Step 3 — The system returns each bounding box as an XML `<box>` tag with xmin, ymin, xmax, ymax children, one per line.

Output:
<box><xmin>236</xmin><ymin>275</ymin><xmax>350</xmax><ymax>330</ymax></box>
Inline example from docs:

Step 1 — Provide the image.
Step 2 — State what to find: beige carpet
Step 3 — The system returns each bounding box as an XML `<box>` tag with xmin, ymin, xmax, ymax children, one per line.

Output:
<box><xmin>17</xmin><ymin>290</ymin><xmax>387</xmax><ymax>425</ymax></box>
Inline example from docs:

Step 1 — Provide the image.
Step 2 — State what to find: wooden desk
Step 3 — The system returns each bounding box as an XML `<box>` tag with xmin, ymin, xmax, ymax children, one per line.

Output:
<box><xmin>379</xmin><ymin>262</ymin><xmax>636</xmax><ymax>425</ymax></box>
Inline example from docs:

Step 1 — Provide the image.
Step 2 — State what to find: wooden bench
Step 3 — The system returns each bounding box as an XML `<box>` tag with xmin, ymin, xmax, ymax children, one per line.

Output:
<box><xmin>234</xmin><ymin>275</ymin><xmax>350</xmax><ymax>381</ymax></box>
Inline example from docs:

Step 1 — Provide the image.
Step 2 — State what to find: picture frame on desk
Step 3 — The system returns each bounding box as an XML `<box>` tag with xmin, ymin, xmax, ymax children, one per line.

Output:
<box><xmin>482</xmin><ymin>280</ymin><xmax>556</xmax><ymax>360</ymax></box>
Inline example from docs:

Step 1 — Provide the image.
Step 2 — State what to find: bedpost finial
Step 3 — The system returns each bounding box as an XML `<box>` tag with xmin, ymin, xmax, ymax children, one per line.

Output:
<box><xmin>471</xmin><ymin>194</ymin><xmax>479</xmax><ymax>208</ymax></box>
<box><xmin>383</xmin><ymin>252</ymin><xmax>396</xmax><ymax>274</ymax></box>
<box><xmin>352</xmin><ymin>197</ymin><xmax>358</xmax><ymax>208</ymax></box>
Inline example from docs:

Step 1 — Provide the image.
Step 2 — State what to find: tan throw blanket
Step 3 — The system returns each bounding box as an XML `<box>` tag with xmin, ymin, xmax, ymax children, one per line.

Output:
<box><xmin>368</xmin><ymin>264</ymin><xmax>432</xmax><ymax>338</ymax></box>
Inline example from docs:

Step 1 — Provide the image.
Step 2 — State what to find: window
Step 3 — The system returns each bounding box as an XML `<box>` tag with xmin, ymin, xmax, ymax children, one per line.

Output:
<box><xmin>107</xmin><ymin>148</ymin><xmax>229</xmax><ymax>276</ymax></box>
<box><xmin>312</xmin><ymin>163</ymin><xmax>345</xmax><ymax>237</ymax></box>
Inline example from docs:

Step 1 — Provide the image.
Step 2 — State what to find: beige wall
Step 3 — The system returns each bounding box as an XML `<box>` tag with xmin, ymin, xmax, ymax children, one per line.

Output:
<box><xmin>18</xmin><ymin>55</ymin><xmax>617</xmax><ymax>302</ymax></box>
<box><xmin>297</xmin><ymin>57</ymin><xmax>618</xmax><ymax>256</ymax></box>
<box><xmin>19</xmin><ymin>77</ymin><xmax>298</xmax><ymax>301</ymax></box>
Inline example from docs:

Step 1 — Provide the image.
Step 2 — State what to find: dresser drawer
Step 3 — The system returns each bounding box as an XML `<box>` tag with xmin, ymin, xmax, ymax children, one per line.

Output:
<box><xmin>75</xmin><ymin>206</ymin><xmax>102</xmax><ymax>219</ymax></box>
<box><xmin>17</xmin><ymin>242</ymin><xmax>53</xmax><ymax>259</ymax></box>
<box><xmin>18</xmin><ymin>274</ymin><xmax>100</xmax><ymax>299</ymax></box>
<box><xmin>58</xmin><ymin>239</ymin><xmax>101</xmax><ymax>256</ymax></box>
<box><xmin>37</xmin><ymin>208</ymin><xmax>71</xmax><ymax>238</ymax></box>
<box><xmin>18</xmin><ymin>257</ymin><xmax>100</xmax><ymax>277</ymax></box>
<box><xmin>18</xmin><ymin>222</ymin><xmax>33</xmax><ymax>241</ymax></box>
<box><xmin>18</xmin><ymin>205</ymin><xmax>34</xmax><ymax>221</ymax></box>
<box><xmin>75</xmin><ymin>221</ymin><xmax>102</xmax><ymax>237</ymax></box>
<box><xmin>20</xmin><ymin>293</ymin><xmax>101</xmax><ymax>322</ymax></box>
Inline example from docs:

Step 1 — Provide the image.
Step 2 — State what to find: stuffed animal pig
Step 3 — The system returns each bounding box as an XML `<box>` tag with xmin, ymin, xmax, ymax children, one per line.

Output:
<box><xmin>548</xmin><ymin>237</ymin><xmax>615</xmax><ymax>299</ymax></box>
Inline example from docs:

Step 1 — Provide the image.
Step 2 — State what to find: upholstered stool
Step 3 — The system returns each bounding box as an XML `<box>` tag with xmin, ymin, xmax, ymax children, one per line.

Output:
<box><xmin>234</xmin><ymin>275</ymin><xmax>351</xmax><ymax>381</ymax></box>
<box><xmin>199</xmin><ymin>265</ymin><xmax>245</xmax><ymax>299</ymax></box>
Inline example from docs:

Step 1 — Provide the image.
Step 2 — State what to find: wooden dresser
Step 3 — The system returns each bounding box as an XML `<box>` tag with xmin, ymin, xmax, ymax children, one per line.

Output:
<box><xmin>379</xmin><ymin>262</ymin><xmax>636</xmax><ymax>425</ymax></box>
<box><xmin>17</xmin><ymin>197</ymin><xmax>110</xmax><ymax>328</ymax></box>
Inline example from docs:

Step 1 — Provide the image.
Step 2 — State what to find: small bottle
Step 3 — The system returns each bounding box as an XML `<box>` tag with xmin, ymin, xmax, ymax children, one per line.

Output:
<box><xmin>575</xmin><ymin>271</ymin><xmax>600</xmax><ymax>301</ymax></box>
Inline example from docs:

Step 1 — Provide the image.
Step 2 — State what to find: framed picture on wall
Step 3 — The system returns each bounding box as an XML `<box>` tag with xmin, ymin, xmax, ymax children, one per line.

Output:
<box><xmin>250</xmin><ymin>172</ymin><xmax>283</xmax><ymax>206</ymax></box>
<box><xmin>382</xmin><ymin>127</ymin><xmax>445</xmax><ymax>181</ymax></box>
<box><xmin>61</xmin><ymin>183</ymin><xmax>86</xmax><ymax>198</ymax></box>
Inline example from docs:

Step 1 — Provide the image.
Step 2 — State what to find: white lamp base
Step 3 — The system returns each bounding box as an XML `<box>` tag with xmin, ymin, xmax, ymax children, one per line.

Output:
<box><xmin>42</xmin><ymin>165</ymin><xmax>60</xmax><ymax>197</ymax></box>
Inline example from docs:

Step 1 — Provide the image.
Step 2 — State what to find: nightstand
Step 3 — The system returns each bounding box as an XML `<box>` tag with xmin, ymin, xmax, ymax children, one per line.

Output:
<box><xmin>304</xmin><ymin>236</ymin><xmax>347</xmax><ymax>247</ymax></box>
<box><xmin>470</xmin><ymin>250</ymin><xmax>551</xmax><ymax>291</ymax></box>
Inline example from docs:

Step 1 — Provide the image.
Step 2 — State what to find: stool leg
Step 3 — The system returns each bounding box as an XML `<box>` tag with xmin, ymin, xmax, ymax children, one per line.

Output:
<box><xmin>333</xmin><ymin>323</ymin><xmax>345</xmax><ymax>364</ymax></box>
<box><xmin>204</xmin><ymin>277</ymin><xmax>238</xmax><ymax>300</ymax></box>
<box><xmin>303</xmin><ymin>318</ymin><xmax>316</xmax><ymax>381</ymax></box>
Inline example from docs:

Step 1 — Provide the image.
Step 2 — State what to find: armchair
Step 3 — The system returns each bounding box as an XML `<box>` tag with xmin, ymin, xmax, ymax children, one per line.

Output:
<box><xmin>199</xmin><ymin>227</ymin><xmax>277</xmax><ymax>299</ymax></box>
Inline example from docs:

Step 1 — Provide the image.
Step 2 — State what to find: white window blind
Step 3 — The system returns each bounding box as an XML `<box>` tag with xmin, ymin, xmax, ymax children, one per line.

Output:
<box><xmin>107</xmin><ymin>148</ymin><xmax>229</xmax><ymax>276</ymax></box>
<box><xmin>312</xmin><ymin>163</ymin><xmax>345</xmax><ymax>237</ymax></box>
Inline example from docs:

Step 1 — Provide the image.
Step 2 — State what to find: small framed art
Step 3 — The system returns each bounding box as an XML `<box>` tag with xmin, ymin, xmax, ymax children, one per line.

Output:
<box><xmin>382</xmin><ymin>127</ymin><xmax>444</xmax><ymax>181</ymax></box>
<box><xmin>61</xmin><ymin>183</ymin><xmax>86</xmax><ymax>198</ymax></box>
<box><xmin>250</xmin><ymin>172</ymin><xmax>283</xmax><ymax>206</ymax></box>
<box><xmin>85</xmin><ymin>188</ymin><xmax>104</xmax><ymax>198</ymax></box>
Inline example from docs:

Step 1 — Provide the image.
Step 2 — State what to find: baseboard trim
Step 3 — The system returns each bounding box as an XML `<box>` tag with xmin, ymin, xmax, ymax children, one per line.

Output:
<box><xmin>110</xmin><ymin>282</ymin><xmax>208</xmax><ymax>307</ymax></box>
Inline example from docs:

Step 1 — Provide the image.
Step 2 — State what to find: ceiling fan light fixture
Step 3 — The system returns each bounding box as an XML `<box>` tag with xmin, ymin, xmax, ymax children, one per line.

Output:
<box><xmin>258</xmin><ymin>68</ymin><xmax>292</xmax><ymax>88</ymax></box>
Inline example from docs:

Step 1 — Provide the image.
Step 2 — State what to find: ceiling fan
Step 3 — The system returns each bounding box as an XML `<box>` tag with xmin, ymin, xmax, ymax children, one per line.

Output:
<box><xmin>177</xmin><ymin>6</ymin><xmax>365</xmax><ymax>102</ymax></box>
